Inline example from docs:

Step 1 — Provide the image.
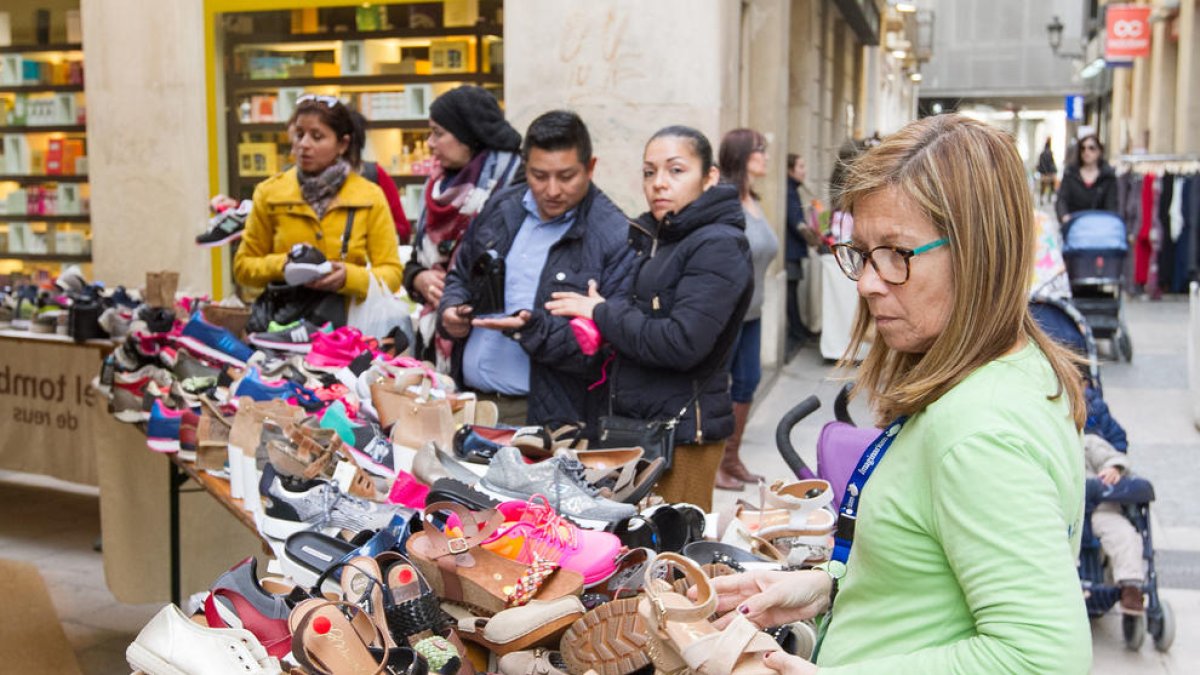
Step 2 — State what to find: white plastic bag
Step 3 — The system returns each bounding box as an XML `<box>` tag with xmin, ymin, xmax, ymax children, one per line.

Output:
<box><xmin>348</xmin><ymin>272</ymin><xmax>414</xmax><ymax>340</ymax></box>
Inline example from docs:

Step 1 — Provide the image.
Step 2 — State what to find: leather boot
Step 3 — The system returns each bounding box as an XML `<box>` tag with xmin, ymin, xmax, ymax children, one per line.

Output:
<box><xmin>722</xmin><ymin>401</ymin><xmax>764</xmax><ymax>484</ymax></box>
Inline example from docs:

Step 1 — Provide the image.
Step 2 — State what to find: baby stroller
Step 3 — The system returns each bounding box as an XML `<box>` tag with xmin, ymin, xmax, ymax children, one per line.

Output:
<box><xmin>1061</xmin><ymin>210</ymin><xmax>1133</xmax><ymax>361</ymax></box>
<box><xmin>1029</xmin><ymin>296</ymin><xmax>1173</xmax><ymax>651</ymax></box>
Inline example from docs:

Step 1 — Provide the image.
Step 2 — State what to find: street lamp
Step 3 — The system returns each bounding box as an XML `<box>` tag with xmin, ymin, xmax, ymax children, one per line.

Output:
<box><xmin>1045</xmin><ymin>15</ymin><xmax>1084</xmax><ymax>59</ymax></box>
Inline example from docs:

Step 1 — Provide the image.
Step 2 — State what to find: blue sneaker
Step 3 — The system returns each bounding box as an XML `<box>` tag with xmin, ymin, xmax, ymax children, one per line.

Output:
<box><xmin>231</xmin><ymin>367</ymin><xmax>320</xmax><ymax>408</ymax></box>
<box><xmin>177</xmin><ymin>311</ymin><xmax>253</xmax><ymax>366</ymax></box>
<box><xmin>146</xmin><ymin>400</ymin><xmax>186</xmax><ymax>453</ymax></box>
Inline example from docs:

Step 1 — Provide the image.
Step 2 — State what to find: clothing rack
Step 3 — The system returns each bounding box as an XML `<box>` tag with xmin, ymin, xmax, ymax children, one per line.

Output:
<box><xmin>1114</xmin><ymin>155</ymin><xmax>1200</xmax><ymax>294</ymax></box>
<box><xmin>1115</xmin><ymin>154</ymin><xmax>1200</xmax><ymax>175</ymax></box>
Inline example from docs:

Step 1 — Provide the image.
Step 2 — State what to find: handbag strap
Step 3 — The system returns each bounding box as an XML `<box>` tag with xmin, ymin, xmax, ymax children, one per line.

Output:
<box><xmin>339</xmin><ymin>208</ymin><xmax>356</xmax><ymax>261</ymax></box>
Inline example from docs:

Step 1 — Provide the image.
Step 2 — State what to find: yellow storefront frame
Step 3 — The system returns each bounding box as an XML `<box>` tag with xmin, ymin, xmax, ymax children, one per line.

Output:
<box><xmin>201</xmin><ymin>0</ymin><xmax>433</xmax><ymax>298</ymax></box>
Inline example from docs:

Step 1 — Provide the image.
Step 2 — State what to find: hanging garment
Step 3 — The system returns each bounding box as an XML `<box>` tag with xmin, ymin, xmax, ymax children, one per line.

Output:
<box><xmin>1157</xmin><ymin>173</ymin><xmax>1176</xmax><ymax>293</ymax></box>
<box><xmin>1190</xmin><ymin>175</ymin><xmax>1200</xmax><ymax>283</ymax></box>
<box><xmin>1135</xmin><ymin>173</ymin><xmax>1156</xmax><ymax>286</ymax></box>
<box><xmin>1170</xmin><ymin>176</ymin><xmax>1186</xmax><ymax>242</ymax></box>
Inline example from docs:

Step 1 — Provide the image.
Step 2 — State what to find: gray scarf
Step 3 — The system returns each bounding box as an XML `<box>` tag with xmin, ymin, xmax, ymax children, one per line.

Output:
<box><xmin>297</xmin><ymin>159</ymin><xmax>350</xmax><ymax>219</ymax></box>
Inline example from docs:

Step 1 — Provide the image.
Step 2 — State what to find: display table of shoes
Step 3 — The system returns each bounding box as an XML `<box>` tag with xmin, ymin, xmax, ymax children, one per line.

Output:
<box><xmin>97</xmin><ymin>307</ymin><xmax>832</xmax><ymax>674</ymax></box>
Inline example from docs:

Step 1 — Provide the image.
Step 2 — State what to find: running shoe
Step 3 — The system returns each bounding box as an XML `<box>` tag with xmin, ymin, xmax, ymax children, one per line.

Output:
<box><xmin>257</xmin><ymin>464</ymin><xmax>406</xmax><ymax>540</ymax></box>
<box><xmin>283</xmin><ymin>244</ymin><xmax>332</xmax><ymax>286</ymax></box>
<box><xmin>249</xmin><ymin>319</ymin><xmax>325</xmax><ymax>353</ymax></box>
<box><xmin>177</xmin><ymin>311</ymin><xmax>253</xmax><ymax>366</ymax></box>
<box><xmin>196</xmin><ymin>199</ymin><xmax>252</xmax><ymax>248</ymax></box>
<box><xmin>305</xmin><ymin>327</ymin><xmax>375</xmax><ymax>370</ymax></box>
<box><xmin>147</xmin><ymin>400</ymin><xmax>186</xmax><ymax>453</ymax></box>
<box><xmin>203</xmin><ymin>556</ymin><xmax>293</xmax><ymax>659</ymax></box>
<box><xmin>479</xmin><ymin>447</ymin><xmax>636</xmax><ymax>527</ymax></box>
<box><xmin>319</xmin><ymin>400</ymin><xmax>397</xmax><ymax>477</ymax></box>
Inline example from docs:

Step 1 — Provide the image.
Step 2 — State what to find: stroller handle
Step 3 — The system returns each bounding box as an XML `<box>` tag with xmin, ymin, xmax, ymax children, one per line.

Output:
<box><xmin>775</xmin><ymin>395</ymin><xmax>822</xmax><ymax>479</ymax></box>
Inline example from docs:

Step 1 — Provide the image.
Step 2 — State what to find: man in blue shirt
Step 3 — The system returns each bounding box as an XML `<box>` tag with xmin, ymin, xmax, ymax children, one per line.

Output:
<box><xmin>439</xmin><ymin>111</ymin><xmax>635</xmax><ymax>427</ymax></box>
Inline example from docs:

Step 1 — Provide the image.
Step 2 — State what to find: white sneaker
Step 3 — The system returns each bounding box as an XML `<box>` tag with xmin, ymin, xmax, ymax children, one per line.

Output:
<box><xmin>126</xmin><ymin>603</ymin><xmax>283</xmax><ymax>675</ymax></box>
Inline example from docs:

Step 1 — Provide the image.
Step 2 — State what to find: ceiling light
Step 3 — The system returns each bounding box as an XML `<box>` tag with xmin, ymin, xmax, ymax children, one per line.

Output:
<box><xmin>910</xmin><ymin>72</ymin><xmax>923</xmax><ymax>81</ymax></box>
<box><xmin>895</xmin><ymin>3</ymin><xmax>917</xmax><ymax>12</ymax></box>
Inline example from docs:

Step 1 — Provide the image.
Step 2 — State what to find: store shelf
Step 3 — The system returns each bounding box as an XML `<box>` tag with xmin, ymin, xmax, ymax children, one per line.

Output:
<box><xmin>0</xmin><ymin>43</ymin><xmax>84</xmax><ymax>55</ymax></box>
<box><xmin>0</xmin><ymin>252</ymin><xmax>91</xmax><ymax>262</ymax></box>
<box><xmin>234</xmin><ymin>119</ymin><xmax>428</xmax><ymax>133</ymax></box>
<box><xmin>0</xmin><ymin>174</ymin><xmax>88</xmax><ymax>184</ymax></box>
<box><xmin>230</xmin><ymin>73</ymin><xmax>501</xmax><ymax>91</ymax></box>
<box><xmin>0</xmin><ymin>84</ymin><xmax>84</xmax><ymax>93</ymax></box>
<box><xmin>0</xmin><ymin>124</ymin><xmax>86</xmax><ymax>133</ymax></box>
<box><xmin>226</xmin><ymin>25</ymin><xmax>501</xmax><ymax>48</ymax></box>
<box><xmin>0</xmin><ymin>214</ymin><xmax>89</xmax><ymax>223</ymax></box>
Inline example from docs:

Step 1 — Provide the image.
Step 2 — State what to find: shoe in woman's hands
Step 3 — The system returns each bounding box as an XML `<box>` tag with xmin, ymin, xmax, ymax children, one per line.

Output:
<box><xmin>703</xmin><ymin>570</ymin><xmax>832</xmax><ymax>630</ymax></box>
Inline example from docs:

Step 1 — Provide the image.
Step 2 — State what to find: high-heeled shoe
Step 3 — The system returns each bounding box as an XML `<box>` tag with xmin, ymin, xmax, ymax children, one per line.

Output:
<box><xmin>637</xmin><ymin>552</ymin><xmax>778</xmax><ymax>675</ymax></box>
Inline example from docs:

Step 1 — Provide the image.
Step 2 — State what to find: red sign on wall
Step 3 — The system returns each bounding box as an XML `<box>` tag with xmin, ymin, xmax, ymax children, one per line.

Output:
<box><xmin>1106</xmin><ymin>5</ymin><xmax>1152</xmax><ymax>60</ymax></box>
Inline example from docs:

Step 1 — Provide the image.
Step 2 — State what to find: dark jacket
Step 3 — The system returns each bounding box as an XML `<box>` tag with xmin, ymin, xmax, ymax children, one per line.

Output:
<box><xmin>1056</xmin><ymin>163</ymin><xmax>1119</xmax><ymax>222</ymax></box>
<box><xmin>438</xmin><ymin>183</ymin><xmax>636</xmax><ymax>428</ymax></box>
<box><xmin>593</xmin><ymin>184</ymin><xmax>752</xmax><ymax>444</ymax></box>
<box><xmin>1037</xmin><ymin>148</ymin><xmax>1057</xmax><ymax>176</ymax></box>
<box><xmin>785</xmin><ymin>176</ymin><xmax>809</xmax><ymax>263</ymax></box>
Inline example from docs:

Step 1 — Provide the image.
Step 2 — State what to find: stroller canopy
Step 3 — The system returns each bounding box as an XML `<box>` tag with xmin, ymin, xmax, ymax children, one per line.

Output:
<box><xmin>1063</xmin><ymin>210</ymin><xmax>1128</xmax><ymax>253</ymax></box>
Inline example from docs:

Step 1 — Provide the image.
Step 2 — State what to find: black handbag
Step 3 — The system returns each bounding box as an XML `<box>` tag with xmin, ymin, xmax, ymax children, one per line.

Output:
<box><xmin>595</xmin><ymin>363</ymin><xmax>717</xmax><ymax>469</ymax></box>
<box><xmin>246</xmin><ymin>209</ymin><xmax>355</xmax><ymax>333</ymax></box>
<box><xmin>467</xmin><ymin>248</ymin><xmax>506</xmax><ymax>316</ymax></box>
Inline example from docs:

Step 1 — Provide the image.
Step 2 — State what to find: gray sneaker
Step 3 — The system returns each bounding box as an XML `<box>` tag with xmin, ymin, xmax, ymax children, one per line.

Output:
<box><xmin>479</xmin><ymin>447</ymin><xmax>636</xmax><ymax>526</ymax></box>
<box><xmin>258</xmin><ymin>464</ymin><xmax>405</xmax><ymax>540</ymax></box>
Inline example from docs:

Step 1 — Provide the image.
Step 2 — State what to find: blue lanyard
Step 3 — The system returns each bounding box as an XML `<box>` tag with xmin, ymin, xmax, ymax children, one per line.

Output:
<box><xmin>831</xmin><ymin>416</ymin><xmax>908</xmax><ymax>564</ymax></box>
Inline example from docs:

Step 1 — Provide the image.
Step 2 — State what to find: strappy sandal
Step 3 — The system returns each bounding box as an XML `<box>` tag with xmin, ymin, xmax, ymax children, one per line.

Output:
<box><xmin>404</xmin><ymin>502</ymin><xmax>584</xmax><ymax>616</ymax></box>
<box><xmin>718</xmin><ymin>480</ymin><xmax>836</xmax><ymax>541</ymax></box>
<box><xmin>455</xmin><ymin>595</ymin><xmax>584</xmax><ymax>655</ymax></box>
<box><xmin>638</xmin><ymin>552</ymin><xmax>779</xmax><ymax>675</ymax></box>
<box><xmin>290</xmin><ymin>599</ymin><xmax>391</xmax><ymax>675</ymax></box>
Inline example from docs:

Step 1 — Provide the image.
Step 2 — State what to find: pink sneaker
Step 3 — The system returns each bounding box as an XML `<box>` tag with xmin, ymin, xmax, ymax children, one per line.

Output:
<box><xmin>305</xmin><ymin>327</ymin><xmax>374</xmax><ymax>369</ymax></box>
<box><xmin>387</xmin><ymin>470</ymin><xmax>430</xmax><ymax>508</ymax></box>
<box><xmin>483</xmin><ymin>495</ymin><xmax>621</xmax><ymax>585</ymax></box>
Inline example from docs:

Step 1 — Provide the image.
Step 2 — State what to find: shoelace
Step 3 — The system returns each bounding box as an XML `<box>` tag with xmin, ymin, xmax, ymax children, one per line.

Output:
<box><xmin>513</xmin><ymin>496</ymin><xmax>579</xmax><ymax>562</ymax></box>
<box><xmin>557</xmin><ymin>457</ymin><xmax>599</xmax><ymax>496</ymax></box>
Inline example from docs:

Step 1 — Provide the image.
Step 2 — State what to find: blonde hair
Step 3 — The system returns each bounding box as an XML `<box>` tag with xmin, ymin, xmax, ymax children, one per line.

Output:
<box><xmin>837</xmin><ymin>114</ymin><xmax>1085</xmax><ymax>428</ymax></box>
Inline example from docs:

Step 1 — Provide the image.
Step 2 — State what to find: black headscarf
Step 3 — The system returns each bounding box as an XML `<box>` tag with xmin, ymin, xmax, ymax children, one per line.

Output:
<box><xmin>429</xmin><ymin>86</ymin><xmax>521</xmax><ymax>154</ymax></box>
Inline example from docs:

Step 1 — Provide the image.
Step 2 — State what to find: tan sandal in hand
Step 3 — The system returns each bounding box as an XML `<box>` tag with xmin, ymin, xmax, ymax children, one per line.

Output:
<box><xmin>638</xmin><ymin>553</ymin><xmax>778</xmax><ymax>675</ymax></box>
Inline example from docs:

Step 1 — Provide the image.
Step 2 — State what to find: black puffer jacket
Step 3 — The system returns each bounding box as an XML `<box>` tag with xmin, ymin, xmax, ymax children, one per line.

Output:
<box><xmin>593</xmin><ymin>184</ymin><xmax>752</xmax><ymax>444</ymax></box>
<box><xmin>1056</xmin><ymin>163</ymin><xmax>1119</xmax><ymax>222</ymax></box>
<box><xmin>439</xmin><ymin>183</ymin><xmax>636</xmax><ymax>428</ymax></box>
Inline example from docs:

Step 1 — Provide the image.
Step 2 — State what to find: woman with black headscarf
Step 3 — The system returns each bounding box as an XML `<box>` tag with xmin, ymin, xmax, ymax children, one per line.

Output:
<box><xmin>403</xmin><ymin>86</ymin><xmax>523</xmax><ymax>366</ymax></box>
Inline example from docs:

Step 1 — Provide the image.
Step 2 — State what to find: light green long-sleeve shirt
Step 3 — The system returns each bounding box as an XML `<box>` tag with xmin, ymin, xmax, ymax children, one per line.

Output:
<box><xmin>816</xmin><ymin>343</ymin><xmax>1091</xmax><ymax>674</ymax></box>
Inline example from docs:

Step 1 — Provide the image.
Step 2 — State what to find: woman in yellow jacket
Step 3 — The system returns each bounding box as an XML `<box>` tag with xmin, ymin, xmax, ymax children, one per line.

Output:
<box><xmin>235</xmin><ymin>95</ymin><xmax>402</xmax><ymax>316</ymax></box>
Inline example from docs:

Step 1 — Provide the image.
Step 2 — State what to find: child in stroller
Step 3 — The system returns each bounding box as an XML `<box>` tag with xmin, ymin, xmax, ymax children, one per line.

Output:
<box><xmin>1083</xmin><ymin>434</ymin><xmax>1144</xmax><ymax>614</ymax></box>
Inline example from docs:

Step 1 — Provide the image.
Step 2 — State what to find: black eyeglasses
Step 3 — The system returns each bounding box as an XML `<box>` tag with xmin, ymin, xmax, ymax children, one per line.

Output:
<box><xmin>832</xmin><ymin>238</ymin><xmax>948</xmax><ymax>285</ymax></box>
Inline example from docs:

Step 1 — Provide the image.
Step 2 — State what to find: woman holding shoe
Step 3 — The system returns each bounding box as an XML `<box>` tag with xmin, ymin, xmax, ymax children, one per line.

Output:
<box><xmin>708</xmin><ymin>114</ymin><xmax>1092</xmax><ymax>673</ymax></box>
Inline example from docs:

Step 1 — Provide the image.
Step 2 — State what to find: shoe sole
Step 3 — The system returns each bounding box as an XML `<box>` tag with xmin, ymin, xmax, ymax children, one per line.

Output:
<box><xmin>147</xmin><ymin>438</ymin><xmax>180</xmax><ymax>453</ymax></box>
<box><xmin>283</xmin><ymin>263</ymin><xmax>332</xmax><ymax>286</ymax></box>
<box><xmin>259</xmin><ymin>513</ymin><xmax>320</xmax><ymax>541</ymax></box>
<box><xmin>195</xmin><ymin>230</ymin><xmax>243</xmax><ymax>248</ymax></box>
<box><xmin>112</xmin><ymin>409</ymin><xmax>151</xmax><ymax>423</ymax></box>
<box><xmin>176</xmin><ymin>335</ymin><xmax>248</xmax><ymax>367</ymax></box>
<box><xmin>249</xmin><ymin>335</ymin><xmax>312</xmax><ymax>353</ymax></box>
<box><xmin>127</xmin><ymin>641</ymin><xmax>189</xmax><ymax>675</ymax></box>
<box><xmin>560</xmin><ymin>597</ymin><xmax>650</xmax><ymax>675</ymax></box>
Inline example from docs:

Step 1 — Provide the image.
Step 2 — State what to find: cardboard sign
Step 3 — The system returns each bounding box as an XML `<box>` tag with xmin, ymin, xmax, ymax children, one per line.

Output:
<box><xmin>0</xmin><ymin>334</ymin><xmax>105</xmax><ymax>485</ymax></box>
<box><xmin>1106</xmin><ymin>5</ymin><xmax>1151</xmax><ymax>61</ymax></box>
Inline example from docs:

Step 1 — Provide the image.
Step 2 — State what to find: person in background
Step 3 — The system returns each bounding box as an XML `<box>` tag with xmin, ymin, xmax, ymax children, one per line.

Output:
<box><xmin>712</xmin><ymin>128</ymin><xmax>779</xmax><ymax>490</ymax></box>
<box><xmin>1037</xmin><ymin>138</ymin><xmax>1058</xmax><ymax>206</ymax></box>
<box><xmin>403</xmin><ymin>86</ymin><xmax>523</xmax><ymax>367</ymax></box>
<box><xmin>785</xmin><ymin>153</ymin><xmax>817</xmax><ymax>352</ymax></box>
<box><xmin>438</xmin><ymin>111</ymin><xmax>635</xmax><ymax>426</ymax></box>
<box><xmin>349</xmin><ymin>111</ymin><xmax>411</xmax><ymax>244</ymax></box>
<box><xmin>1056</xmin><ymin>133</ymin><xmax>1118</xmax><ymax>226</ymax></box>
<box><xmin>708</xmin><ymin>114</ymin><xmax>1090</xmax><ymax>674</ymax></box>
<box><xmin>235</xmin><ymin>95</ymin><xmax>402</xmax><ymax>306</ymax></box>
<box><xmin>546</xmin><ymin>126</ymin><xmax>752</xmax><ymax>511</ymax></box>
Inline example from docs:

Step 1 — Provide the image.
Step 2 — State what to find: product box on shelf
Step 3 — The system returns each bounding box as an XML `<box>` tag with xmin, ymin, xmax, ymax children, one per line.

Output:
<box><xmin>66</xmin><ymin>9</ymin><xmax>82</xmax><ymax>44</ymax></box>
<box><xmin>21</xmin><ymin>59</ymin><xmax>46</xmax><ymax>84</ymax></box>
<box><xmin>276</xmin><ymin>87</ymin><xmax>303</xmax><ymax>122</ymax></box>
<box><xmin>3</xmin><ymin>188</ymin><xmax>26</xmax><ymax>214</ymax></box>
<box><xmin>0</xmin><ymin>12</ymin><xmax>11</xmax><ymax>47</ymax></box>
<box><xmin>443</xmin><ymin>0</ymin><xmax>479</xmax><ymax>28</ymax></box>
<box><xmin>55</xmin><ymin>230</ymin><xmax>85</xmax><ymax>254</ymax></box>
<box><xmin>287</xmin><ymin>62</ymin><xmax>339</xmax><ymax>78</ymax></box>
<box><xmin>290</xmin><ymin>8</ymin><xmax>319</xmax><ymax>34</ymax></box>
<box><xmin>0</xmin><ymin>54</ymin><xmax>22</xmax><ymax>86</ymax></box>
<box><xmin>2</xmin><ymin>135</ymin><xmax>31</xmax><ymax>174</ymax></box>
<box><xmin>62</xmin><ymin>139</ymin><xmax>84</xmax><ymax>174</ymax></box>
<box><xmin>45</xmin><ymin>138</ymin><xmax>64</xmax><ymax>174</ymax></box>
<box><xmin>355</xmin><ymin>6</ymin><xmax>387</xmax><ymax>31</ymax></box>
<box><xmin>238</xmin><ymin>142</ymin><xmax>278</xmax><ymax>177</ymax></box>
<box><xmin>6</xmin><ymin>93</ymin><xmax>27</xmax><ymax>125</ymax></box>
<box><xmin>405</xmin><ymin>84</ymin><xmax>432</xmax><ymax>119</ymax></box>
<box><xmin>378</xmin><ymin>58</ymin><xmax>432</xmax><ymax>76</ymax></box>
<box><xmin>247</xmin><ymin>56</ymin><xmax>296</xmax><ymax>80</ymax></box>
<box><xmin>429</xmin><ymin>39</ymin><xmax>474</xmax><ymax>74</ymax></box>
<box><xmin>56</xmin><ymin>183</ymin><xmax>82</xmax><ymax>215</ymax></box>
<box><xmin>7</xmin><ymin>222</ymin><xmax>33</xmax><ymax>253</ymax></box>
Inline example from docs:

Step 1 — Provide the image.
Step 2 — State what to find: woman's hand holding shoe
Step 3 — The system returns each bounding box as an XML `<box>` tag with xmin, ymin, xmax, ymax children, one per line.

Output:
<box><xmin>306</xmin><ymin>261</ymin><xmax>346</xmax><ymax>292</ymax></box>
<box><xmin>706</xmin><ymin>569</ymin><xmax>832</xmax><ymax>630</ymax></box>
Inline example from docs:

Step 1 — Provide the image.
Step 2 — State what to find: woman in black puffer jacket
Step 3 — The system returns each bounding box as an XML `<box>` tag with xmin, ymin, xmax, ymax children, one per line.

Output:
<box><xmin>546</xmin><ymin>126</ymin><xmax>752</xmax><ymax>510</ymax></box>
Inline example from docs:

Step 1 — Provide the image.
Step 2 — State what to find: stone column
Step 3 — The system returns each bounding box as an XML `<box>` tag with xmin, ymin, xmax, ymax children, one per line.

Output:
<box><xmin>1109</xmin><ymin>66</ymin><xmax>1130</xmax><ymax>154</ymax></box>
<box><xmin>504</xmin><ymin>0</ymin><xmax>741</xmax><ymax>215</ymax></box>
<box><xmin>80</xmin><ymin>0</ymin><xmax>211</xmax><ymax>293</ymax></box>
<box><xmin>1146</xmin><ymin>6</ymin><xmax>1178</xmax><ymax>153</ymax></box>
<box><xmin>1175</xmin><ymin>0</ymin><xmax>1200</xmax><ymax>153</ymax></box>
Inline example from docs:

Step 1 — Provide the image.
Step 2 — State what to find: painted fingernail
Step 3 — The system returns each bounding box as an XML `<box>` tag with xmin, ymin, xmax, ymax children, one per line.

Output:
<box><xmin>738</xmin><ymin>604</ymin><xmax>750</xmax><ymax>615</ymax></box>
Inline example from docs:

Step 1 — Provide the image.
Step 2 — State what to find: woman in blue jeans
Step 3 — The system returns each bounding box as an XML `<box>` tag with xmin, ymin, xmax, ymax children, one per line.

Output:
<box><xmin>716</xmin><ymin>128</ymin><xmax>780</xmax><ymax>490</ymax></box>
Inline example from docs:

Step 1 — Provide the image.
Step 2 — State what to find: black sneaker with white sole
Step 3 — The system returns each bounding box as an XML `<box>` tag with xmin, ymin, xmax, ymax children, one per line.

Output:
<box><xmin>196</xmin><ymin>200</ymin><xmax>251</xmax><ymax>247</ymax></box>
<box><xmin>249</xmin><ymin>320</ymin><xmax>323</xmax><ymax>353</ymax></box>
<box><xmin>283</xmin><ymin>244</ymin><xmax>333</xmax><ymax>286</ymax></box>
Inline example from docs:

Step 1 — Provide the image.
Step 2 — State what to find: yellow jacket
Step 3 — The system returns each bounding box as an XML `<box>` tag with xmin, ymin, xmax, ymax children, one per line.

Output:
<box><xmin>234</xmin><ymin>167</ymin><xmax>403</xmax><ymax>300</ymax></box>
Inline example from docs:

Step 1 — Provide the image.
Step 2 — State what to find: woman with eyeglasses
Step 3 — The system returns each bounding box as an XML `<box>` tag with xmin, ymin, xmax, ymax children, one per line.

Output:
<box><xmin>403</xmin><ymin>86</ymin><xmax>523</xmax><ymax>367</ymax></box>
<box><xmin>706</xmin><ymin>115</ymin><xmax>1091</xmax><ymax>674</ymax></box>
<box><xmin>545</xmin><ymin>125</ymin><xmax>752</xmax><ymax>511</ymax></box>
<box><xmin>235</xmin><ymin>95</ymin><xmax>402</xmax><ymax>321</ymax></box>
<box><xmin>713</xmin><ymin>128</ymin><xmax>779</xmax><ymax>491</ymax></box>
<box><xmin>1056</xmin><ymin>133</ymin><xmax>1118</xmax><ymax>225</ymax></box>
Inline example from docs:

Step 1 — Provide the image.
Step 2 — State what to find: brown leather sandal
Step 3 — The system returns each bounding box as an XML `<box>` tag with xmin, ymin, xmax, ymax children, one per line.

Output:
<box><xmin>404</xmin><ymin>502</ymin><xmax>583</xmax><ymax>616</ymax></box>
<box><xmin>290</xmin><ymin>599</ymin><xmax>390</xmax><ymax>675</ymax></box>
